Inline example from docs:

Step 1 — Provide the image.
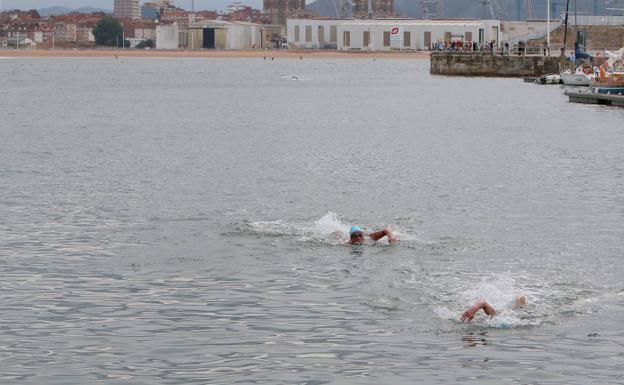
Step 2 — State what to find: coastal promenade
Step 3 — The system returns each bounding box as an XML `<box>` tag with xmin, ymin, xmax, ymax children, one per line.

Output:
<box><xmin>0</xmin><ymin>48</ymin><xmax>431</xmax><ymax>60</ymax></box>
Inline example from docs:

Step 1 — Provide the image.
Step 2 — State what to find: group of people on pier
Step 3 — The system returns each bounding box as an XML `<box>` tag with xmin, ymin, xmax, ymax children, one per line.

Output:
<box><xmin>432</xmin><ymin>39</ymin><xmax>499</xmax><ymax>52</ymax></box>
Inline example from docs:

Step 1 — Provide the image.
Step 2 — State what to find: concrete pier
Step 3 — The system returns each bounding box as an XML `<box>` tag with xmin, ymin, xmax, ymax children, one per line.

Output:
<box><xmin>564</xmin><ymin>90</ymin><xmax>624</xmax><ymax>107</ymax></box>
<box><xmin>430</xmin><ymin>52</ymin><xmax>566</xmax><ymax>77</ymax></box>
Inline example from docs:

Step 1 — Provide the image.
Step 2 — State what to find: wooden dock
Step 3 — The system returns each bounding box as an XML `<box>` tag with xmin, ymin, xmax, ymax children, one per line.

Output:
<box><xmin>564</xmin><ymin>90</ymin><xmax>624</xmax><ymax>107</ymax></box>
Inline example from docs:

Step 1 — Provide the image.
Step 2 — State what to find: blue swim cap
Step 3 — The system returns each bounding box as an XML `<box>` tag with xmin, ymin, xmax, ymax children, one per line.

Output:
<box><xmin>350</xmin><ymin>226</ymin><xmax>362</xmax><ymax>235</ymax></box>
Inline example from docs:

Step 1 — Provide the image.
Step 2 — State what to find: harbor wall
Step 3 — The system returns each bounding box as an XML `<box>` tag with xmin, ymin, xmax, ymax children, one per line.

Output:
<box><xmin>430</xmin><ymin>52</ymin><xmax>566</xmax><ymax>77</ymax></box>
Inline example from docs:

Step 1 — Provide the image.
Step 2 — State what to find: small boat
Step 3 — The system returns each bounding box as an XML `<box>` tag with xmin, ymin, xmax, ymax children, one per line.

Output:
<box><xmin>561</xmin><ymin>66</ymin><xmax>595</xmax><ymax>86</ymax></box>
<box><xmin>591</xmin><ymin>48</ymin><xmax>624</xmax><ymax>94</ymax></box>
<box><xmin>535</xmin><ymin>73</ymin><xmax>562</xmax><ymax>85</ymax></box>
<box><xmin>590</xmin><ymin>72</ymin><xmax>624</xmax><ymax>94</ymax></box>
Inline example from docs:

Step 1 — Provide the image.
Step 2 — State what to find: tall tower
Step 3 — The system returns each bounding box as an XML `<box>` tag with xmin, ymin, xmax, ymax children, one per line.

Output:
<box><xmin>263</xmin><ymin>0</ymin><xmax>306</xmax><ymax>25</ymax></box>
<box><xmin>353</xmin><ymin>0</ymin><xmax>393</xmax><ymax>18</ymax></box>
<box><xmin>114</xmin><ymin>0</ymin><xmax>140</xmax><ymax>19</ymax></box>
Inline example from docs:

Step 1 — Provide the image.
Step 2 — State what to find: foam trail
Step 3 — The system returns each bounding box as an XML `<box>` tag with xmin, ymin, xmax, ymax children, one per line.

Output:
<box><xmin>390</xmin><ymin>227</ymin><xmax>421</xmax><ymax>242</ymax></box>
<box><xmin>247</xmin><ymin>212</ymin><xmax>412</xmax><ymax>245</ymax></box>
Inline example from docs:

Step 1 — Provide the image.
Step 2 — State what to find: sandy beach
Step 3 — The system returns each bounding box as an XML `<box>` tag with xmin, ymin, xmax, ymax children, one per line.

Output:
<box><xmin>0</xmin><ymin>48</ymin><xmax>430</xmax><ymax>59</ymax></box>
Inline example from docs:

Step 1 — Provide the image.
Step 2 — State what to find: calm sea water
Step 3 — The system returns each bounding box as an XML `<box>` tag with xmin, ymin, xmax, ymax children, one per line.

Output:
<box><xmin>1</xmin><ymin>56</ymin><xmax>623</xmax><ymax>384</ymax></box>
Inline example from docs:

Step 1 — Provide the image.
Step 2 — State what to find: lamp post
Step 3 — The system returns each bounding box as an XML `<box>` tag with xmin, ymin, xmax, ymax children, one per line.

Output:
<box><xmin>562</xmin><ymin>0</ymin><xmax>570</xmax><ymax>56</ymax></box>
<box><xmin>547</xmin><ymin>0</ymin><xmax>550</xmax><ymax>56</ymax></box>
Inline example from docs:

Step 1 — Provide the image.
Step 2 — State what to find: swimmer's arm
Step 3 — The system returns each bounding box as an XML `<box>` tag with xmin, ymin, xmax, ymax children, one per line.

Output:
<box><xmin>368</xmin><ymin>227</ymin><xmax>397</xmax><ymax>244</ymax></box>
<box><xmin>460</xmin><ymin>299</ymin><xmax>497</xmax><ymax>323</ymax></box>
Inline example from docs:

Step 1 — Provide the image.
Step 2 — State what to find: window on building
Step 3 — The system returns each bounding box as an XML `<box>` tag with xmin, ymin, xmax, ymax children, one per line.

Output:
<box><xmin>295</xmin><ymin>25</ymin><xmax>300</xmax><ymax>42</ymax></box>
<box><xmin>330</xmin><ymin>25</ymin><xmax>337</xmax><ymax>43</ymax></box>
<box><xmin>343</xmin><ymin>31</ymin><xmax>350</xmax><ymax>47</ymax></box>
<box><xmin>465</xmin><ymin>31</ymin><xmax>472</xmax><ymax>41</ymax></box>
<box><xmin>424</xmin><ymin>31</ymin><xmax>431</xmax><ymax>49</ymax></box>
<box><xmin>383</xmin><ymin>31</ymin><xmax>390</xmax><ymax>47</ymax></box>
<box><xmin>318</xmin><ymin>25</ymin><xmax>324</xmax><ymax>43</ymax></box>
<box><xmin>363</xmin><ymin>30</ymin><xmax>370</xmax><ymax>46</ymax></box>
<box><xmin>403</xmin><ymin>31</ymin><xmax>411</xmax><ymax>47</ymax></box>
<box><xmin>305</xmin><ymin>25</ymin><xmax>312</xmax><ymax>42</ymax></box>
<box><xmin>444</xmin><ymin>31</ymin><xmax>452</xmax><ymax>42</ymax></box>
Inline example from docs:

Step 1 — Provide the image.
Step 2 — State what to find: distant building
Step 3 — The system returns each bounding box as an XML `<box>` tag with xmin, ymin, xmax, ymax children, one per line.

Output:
<box><xmin>114</xmin><ymin>0</ymin><xmax>140</xmax><ymax>20</ymax></box>
<box><xmin>187</xmin><ymin>20</ymin><xmax>263</xmax><ymax>50</ymax></box>
<box><xmin>263</xmin><ymin>0</ymin><xmax>306</xmax><ymax>25</ymax></box>
<box><xmin>54</xmin><ymin>23</ymin><xmax>77</xmax><ymax>41</ymax></box>
<box><xmin>144</xmin><ymin>0</ymin><xmax>177</xmax><ymax>11</ymax></box>
<box><xmin>142</xmin><ymin>0</ymin><xmax>178</xmax><ymax>20</ymax></box>
<box><xmin>141</xmin><ymin>6</ymin><xmax>159</xmax><ymax>20</ymax></box>
<box><xmin>156</xmin><ymin>23</ymin><xmax>179</xmax><ymax>49</ymax></box>
<box><xmin>287</xmin><ymin>18</ymin><xmax>502</xmax><ymax>51</ymax></box>
<box><xmin>227</xmin><ymin>2</ymin><xmax>247</xmax><ymax>13</ymax></box>
<box><xmin>76</xmin><ymin>26</ymin><xmax>95</xmax><ymax>42</ymax></box>
<box><xmin>161</xmin><ymin>10</ymin><xmax>189</xmax><ymax>29</ymax></box>
<box><xmin>126</xmin><ymin>37</ymin><xmax>147</xmax><ymax>47</ymax></box>
<box><xmin>134</xmin><ymin>20</ymin><xmax>157</xmax><ymax>41</ymax></box>
<box><xmin>228</xmin><ymin>5</ymin><xmax>264</xmax><ymax>23</ymax></box>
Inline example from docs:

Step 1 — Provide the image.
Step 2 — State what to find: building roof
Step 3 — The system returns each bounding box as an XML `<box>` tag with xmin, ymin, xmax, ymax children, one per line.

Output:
<box><xmin>287</xmin><ymin>18</ymin><xmax>500</xmax><ymax>26</ymax></box>
<box><xmin>340</xmin><ymin>19</ymin><xmax>495</xmax><ymax>27</ymax></box>
<box><xmin>189</xmin><ymin>19</ymin><xmax>261</xmax><ymax>28</ymax></box>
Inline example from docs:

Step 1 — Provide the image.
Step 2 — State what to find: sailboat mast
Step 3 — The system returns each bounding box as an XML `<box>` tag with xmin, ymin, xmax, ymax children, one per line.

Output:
<box><xmin>562</xmin><ymin>0</ymin><xmax>570</xmax><ymax>55</ymax></box>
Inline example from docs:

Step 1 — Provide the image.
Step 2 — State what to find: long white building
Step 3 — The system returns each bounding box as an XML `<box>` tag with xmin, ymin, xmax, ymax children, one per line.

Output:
<box><xmin>287</xmin><ymin>18</ymin><xmax>503</xmax><ymax>51</ymax></box>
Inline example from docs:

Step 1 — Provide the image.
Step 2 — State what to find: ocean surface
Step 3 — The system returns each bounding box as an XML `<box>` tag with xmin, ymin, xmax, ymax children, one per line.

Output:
<box><xmin>1</xmin><ymin>56</ymin><xmax>623</xmax><ymax>384</ymax></box>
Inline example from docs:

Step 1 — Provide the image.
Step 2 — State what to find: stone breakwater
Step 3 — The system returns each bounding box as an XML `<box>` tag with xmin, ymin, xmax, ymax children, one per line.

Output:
<box><xmin>430</xmin><ymin>52</ymin><xmax>566</xmax><ymax>77</ymax></box>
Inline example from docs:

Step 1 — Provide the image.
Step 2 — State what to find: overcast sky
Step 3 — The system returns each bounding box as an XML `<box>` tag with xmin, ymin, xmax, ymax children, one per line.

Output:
<box><xmin>0</xmin><ymin>0</ymin><xmax>308</xmax><ymax>11</ymax></box>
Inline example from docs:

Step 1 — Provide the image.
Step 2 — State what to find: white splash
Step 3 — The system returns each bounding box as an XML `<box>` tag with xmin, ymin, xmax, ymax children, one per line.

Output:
<box><xmin>313</xmin><ymin>212</ymin><xmax>349</xmax><ymax>237</ymax></box>
<box><xmin>435</xmin><ymin>275</ymin><xmax>534</xmax><ymax>328</ymax></box>
<box><xmin>463</xmin><ymin>276</ymin><xmax>519</xmax><ymax>311</ymax></box>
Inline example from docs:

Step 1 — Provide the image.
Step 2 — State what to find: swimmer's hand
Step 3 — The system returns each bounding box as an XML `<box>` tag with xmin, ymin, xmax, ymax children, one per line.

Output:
<box><xmin>385</xmin><ymin>227</ymin><xmax>397</xmax><ymax>245</ymax></box>
<box><xmin>460</xmin><ymin>308</ymin><xmax>477</xmax><ymax>323</ymax></box>
<box><xmin>460</xmin><ymin>299</ymin><xmax>497</xmax><ymax>323</ymax></box>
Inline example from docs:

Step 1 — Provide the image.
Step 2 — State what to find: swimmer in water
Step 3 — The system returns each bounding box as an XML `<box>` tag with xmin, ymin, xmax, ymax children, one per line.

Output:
<box><xmin>348</xmin><ymin>225</ymin><xmax>397</xmax><ymax>245</ymax></box>
<box><xmin>460</xmin><ymin>295</ymin><xmax>526</xmax><ymax>323</ymax></box>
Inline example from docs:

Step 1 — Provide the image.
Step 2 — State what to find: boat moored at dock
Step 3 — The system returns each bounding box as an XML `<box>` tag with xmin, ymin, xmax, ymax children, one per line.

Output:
<box><xmin>560</xmin><ymin>65</ymin><xmax>596</xmax><ymax>86</ymax></box>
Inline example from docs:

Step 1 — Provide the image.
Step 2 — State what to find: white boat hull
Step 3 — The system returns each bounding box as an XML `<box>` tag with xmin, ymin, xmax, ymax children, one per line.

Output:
<box><xmin>561</xmin><ymin>73</ymin><xmax>592</xmax><ymax>86</ymax></box>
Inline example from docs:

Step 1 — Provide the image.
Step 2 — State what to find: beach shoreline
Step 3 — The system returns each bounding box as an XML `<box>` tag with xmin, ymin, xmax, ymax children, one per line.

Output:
<box><xmin>0</xmin><ymin>48</ymin><xmax>431</xmax><ymax>59</ymax></box>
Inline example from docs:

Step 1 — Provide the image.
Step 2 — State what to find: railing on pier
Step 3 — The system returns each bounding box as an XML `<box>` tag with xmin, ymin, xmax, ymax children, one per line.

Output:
<box><xmin>505</xmin><ymin>19</ymin><xmax>563</xmax><ymax>47</ymax></box>
<box><xmin>566</xmin><ymin>16</ymin><xmax>624</xmax><ymax>26</ymax></box>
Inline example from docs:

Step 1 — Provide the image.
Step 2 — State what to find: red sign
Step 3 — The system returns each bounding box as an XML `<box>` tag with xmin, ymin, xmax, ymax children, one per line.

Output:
<box><xmin>391</xmin><ymin>27</ymin><xmax>399</xmax><ymax>35</ymax></box>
